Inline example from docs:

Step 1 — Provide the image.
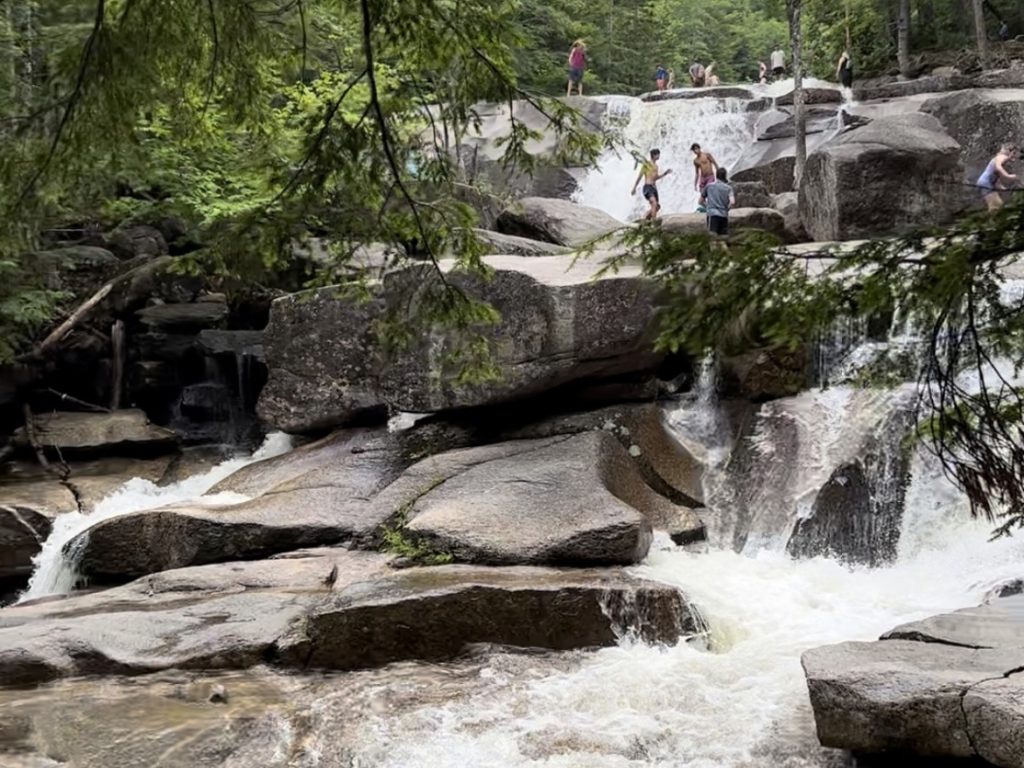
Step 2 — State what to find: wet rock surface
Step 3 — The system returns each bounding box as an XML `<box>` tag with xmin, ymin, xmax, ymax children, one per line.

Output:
<box><xmin>13</xmin><ymin>410</ymin><xmax>176</xmax><ymax>456</ymax></box>
<box><xmin>803</xmin><ymin>595</ymin><xmax>1024</xmax><ymax>767</ymax></box>
<box><xmin>0</xmin><ymin>550</ymin><xmax>694</xmax><ymax>686</ymax></box>
<box><xmin>71</xmin><ymin>410</ymin><xmax>704</xmax><ymax>579</ymax></box>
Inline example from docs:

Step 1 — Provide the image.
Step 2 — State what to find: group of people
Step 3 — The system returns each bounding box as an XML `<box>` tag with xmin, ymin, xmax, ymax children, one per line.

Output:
<box><xmin>630</xmin><ymin>144</ymin><xmax>735</xmax><ymax>236</ymax></box>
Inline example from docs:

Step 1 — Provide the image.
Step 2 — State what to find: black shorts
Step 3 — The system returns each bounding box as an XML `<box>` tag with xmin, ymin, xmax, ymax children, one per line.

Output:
<box><xmin>569</xmin><ymin>67</ymin><xmax>584</xmax><ymax>84</ymax></box>
<box><xmin>772</xmin><ymin>66</ymin><xmax>784</xmax><ymax>78</ymax></box>
<box><xmin>840</xmin><ymin>69</ymin><xmax>852</xmax><ymax>88</ymax></box>
<box><xmin>642</xmin><ymin>184</ymin><xmax>659</xmax><ymax>202</ymax></box>
<box><xmin>708</xmin><ymin>215</ymin><xmax>729</xmax><ymax>236</ymax></box>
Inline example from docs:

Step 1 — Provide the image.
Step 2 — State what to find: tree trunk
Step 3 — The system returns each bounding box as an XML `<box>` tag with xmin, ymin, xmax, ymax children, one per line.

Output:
<box><xmin>973</xmin><ymin>0</ymin><xmax>989</xmax><ymax>69</ymax></box>
<box><xmin>787</xmin><ymin>0</ymin><xmax>807</xmax><ymax>187</ymax></box>
<box><xmin>897</xmin><ymin>0</ymin><xmax>912</xmax><ymax>78</ymax></box>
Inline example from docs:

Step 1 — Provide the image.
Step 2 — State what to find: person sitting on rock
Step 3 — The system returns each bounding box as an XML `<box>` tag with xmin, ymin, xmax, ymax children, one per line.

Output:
<box><xmin>701</xmin><ymin>166</ymin><xmax>736</xmax><ymax>238</ymax></box>
<box><xmin>977</xmin><ymin>143</ymin><xmax>1019</xmax><ymax>212</ymax></box>
<box><xmin>689</xmin><ymin>61</ymin><xmax>706</xmax><ymax>87</ymax></box>
<box><xmin>758</xmin><ymin>61</ymin><xmax>768</xmax><ymax>84</ymax></box>
<box><xmin>656</xmin><ymin>64</ymin><xmax>669</xmax><ymax>92</ymax></box>
<box><xmin>691</xmin><ymin>143</ymin><xmax>718</xmax><ymax>197</ymax></box>
<box><xmin>631</xmin><ymin>148</ymin><xmax>673</xmax><ymax>220</ymax></box>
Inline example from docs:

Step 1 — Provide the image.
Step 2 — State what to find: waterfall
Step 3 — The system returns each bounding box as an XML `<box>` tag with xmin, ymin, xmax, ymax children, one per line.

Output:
<box><xmin>573</xmin><ymin>96</ymin><xmax>757</xmax><ymax>219</ymax></box>
<box><xmin>19</xmin><ymin>432</ymin><xmax>293</xmax><ymax>601</ymax></box>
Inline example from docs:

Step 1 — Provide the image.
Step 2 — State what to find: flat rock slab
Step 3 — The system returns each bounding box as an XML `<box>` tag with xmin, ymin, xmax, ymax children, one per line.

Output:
<box><xmin>70</xmin><ymin>415</ymin><xmax>702</xmax><ymax>580</ymax></box>
<box><xmin>883</xmin><ymin>594</ymin><xmax>1024</xmax><ymax>649</ymax></box>
<box><xmin>136</xmin><ymin>300</ymin><xmax>229</xmax><ymax>331</ymax></box>
<box><xmin>14</xmin><ymin>410</ymin><xmax>176</xmax><ymax>455</ymax></box>
<box><xmin>0</xmin><ymin>551</ymin><xmax>695</xmax><ymax>685</ymax></box>
<box><xmin>804</xmin><ymin>596</ymin><xmax>1024</xmax><ymax>767</ymax></box>
<box><xmin>473</xmin><ymin>228</ymin><xmax>570</xmax><ymax>257</ymax></box>
<box><xmin>495</xmin><ymin>197</ymin><xmax>625</xmax><ymax>248</ymax></box>
<box><xmin>660</xmin><ymin>208</ymin><xmax>787</xmax><ymax>240</ymax></box>
<box><xmin>640</xmin><ymin>87</ymin><xmax>755</xmax><ymax>102</ymax></box>
<box><xmin>803</xmin><ymin>639</ymin><xmax>1024</xmax><ymax>760</ymax></box>
<box><xmin>258</xmin><ymin>256</ymin><xmax>661</xmax><ymax>433</ymax></box>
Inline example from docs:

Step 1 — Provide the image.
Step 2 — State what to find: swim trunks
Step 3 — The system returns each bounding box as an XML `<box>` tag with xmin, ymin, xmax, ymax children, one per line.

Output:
<box><xmin>698</xmin><ymin>173</ymin><xmax>715</xmax><ymax>193</ymax></box>
<box><xmin>642</xmin><ymin>184</ymin><xmax>659</xmax><ymax>202</ymax></box>
<box><xmin>569</xmin><ymin>67</ymin><xmax>584</xmax><ymax>84</ymax></box>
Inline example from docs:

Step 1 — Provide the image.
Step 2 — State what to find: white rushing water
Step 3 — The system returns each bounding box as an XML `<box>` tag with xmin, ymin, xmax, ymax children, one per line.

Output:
<box><xmin>334</xmin><ymin>445</ymin><xmax>1022</xmax><ymax>768</ymax></box>
<box><xmin>573</xmin><ymin>78</ymin><xmax>843</xmax><ymax>221</ymax></box>
<box><xmin>20</xmin><ymin>432</ymin><xmax>293</xmax><ymax>601</ymax></box>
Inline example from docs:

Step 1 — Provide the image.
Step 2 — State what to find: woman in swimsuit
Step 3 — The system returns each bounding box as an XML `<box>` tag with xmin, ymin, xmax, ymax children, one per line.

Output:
<box><xmin>977</xmin><ymin>144</ymin><xmax>1019</xmax><ymax>212</ymax></box>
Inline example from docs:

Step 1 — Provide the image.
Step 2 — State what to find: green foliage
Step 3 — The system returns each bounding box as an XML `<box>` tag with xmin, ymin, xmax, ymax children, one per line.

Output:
<box><xmin>380</xmin><ymin>481</ymin><xmax>455</xmax><ymax>566</ymax></box>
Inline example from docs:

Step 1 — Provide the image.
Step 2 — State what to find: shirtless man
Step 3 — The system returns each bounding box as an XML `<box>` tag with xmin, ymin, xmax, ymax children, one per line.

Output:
<box><xmin>691</xmin><ymin>143</ymin><xmax>718</xmax><ymax>197</ymax></box>
<box><xmin>631</xmin><ymin>148</ymin><xmax>672</xmax><ymax>220</ymax></box>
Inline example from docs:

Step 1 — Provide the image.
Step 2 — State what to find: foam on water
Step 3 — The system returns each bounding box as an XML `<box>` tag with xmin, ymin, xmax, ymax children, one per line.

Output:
<box><xmin>335</xmin><ymin>453</ymin><xmax>1022</xmax><ymax>768</ymax></box>
<box><xmin>20</xmin><ymin>431</ymin><xmax>293</xmax><ymax>601</ymax></box>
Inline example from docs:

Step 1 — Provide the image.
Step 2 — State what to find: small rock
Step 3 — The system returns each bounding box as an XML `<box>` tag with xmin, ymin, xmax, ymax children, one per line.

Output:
<box><xmin>208</xmin><ymin>684</ymin><xmax>228</xmax><ymax>704</ymax></box>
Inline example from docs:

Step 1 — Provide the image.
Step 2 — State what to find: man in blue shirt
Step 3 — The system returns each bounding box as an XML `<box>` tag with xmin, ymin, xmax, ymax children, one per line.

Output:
<box><xmin>701</xmin><ymin>167</ymin><xmax>735</xmax><ymax>237</ymax></box>
<box><xmin>656</xmin><ymin>64</ymin><xmax>669</xmax><ymax>92</ymax></box>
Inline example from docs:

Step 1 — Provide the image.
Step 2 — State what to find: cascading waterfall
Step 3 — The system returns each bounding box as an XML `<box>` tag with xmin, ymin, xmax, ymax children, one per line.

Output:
<box><xmin>317</xmin><ymin>450</ymin><xmax>1024</xmax><ymax>768</ymax></box>
<box><xmin>20</xmin><ymin>432</ymin><xmax>293</xmax><ymax>601</ymax></box>
<box><xmin>573</xmin><ymin>96</ymin><xmax>757</xmax><ymax>219</ymax></box>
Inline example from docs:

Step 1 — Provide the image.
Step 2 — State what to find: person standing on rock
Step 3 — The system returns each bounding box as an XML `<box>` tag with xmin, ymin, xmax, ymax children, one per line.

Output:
<box><xmin>701</xmin><ymin>166</ymin><xmax>735</xmax><ymax>238</ymax></box>
<box><xmin>771</xmin><ymin>45</ymin><xmax>786</xmax><ymax>80</ymax></box>
<box><xmin>655</xmin><ymin>64</ymin><xmax>669</xmax><ymax>92</ymax></box>
<box><xmin>977</xmin><ymin>144</ymin><xmax>1019</xmax><ymax>212</ymax></box>
<box><xmin>691</xmin><ymin>143</ymin><xmax>718</xmax><ymax>198</ymax></box>
<box><xmin>836</xmin><ymin>50</ymin><xmax>853</xmax><ymax>90</ymax></box>
<box><xmin>689</xmin><ymin>61</ymin><xmax>706</xmax><ymax>87</ymax></box>
<box><xmin>631</xmin><ymin>148</ymin><xmax>672</xmax><ymax>220</ymax></box>
<box><xmin>758</xmin><ymin>61</ymin><xmax>768</xmax><ymax>84</ymax></box>
<box><xmin>567</xmin><ymin>40</ymin><xmax>586</xmax><ymax>97</ymax></box>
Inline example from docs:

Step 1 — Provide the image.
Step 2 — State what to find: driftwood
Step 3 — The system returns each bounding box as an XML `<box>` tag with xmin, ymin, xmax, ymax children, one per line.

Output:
<box><xmin>27</xmin><ymin>260</ymin><xmax>152</xmax><ymax>359</ymax></box>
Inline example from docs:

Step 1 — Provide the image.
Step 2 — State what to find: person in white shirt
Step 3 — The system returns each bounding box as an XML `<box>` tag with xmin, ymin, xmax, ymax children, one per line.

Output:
<box><xmin>771</xmin><ymin>46</ymin><xmax>785</xmax><ymax>80</ymax></box>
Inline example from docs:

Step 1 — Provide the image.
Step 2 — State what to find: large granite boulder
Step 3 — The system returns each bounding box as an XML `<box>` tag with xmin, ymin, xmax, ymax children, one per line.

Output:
<box><xmin>803</xmin><ymin>595</ymin><xmax>1024</xmax><ymax>767</ymax></box>
<box><xmin>0</xmin><ymin>479</ymin><xmax>77</xmax><ymax>586</ymax></box>
<box><xmin>799</xmin><ymin>113</ymin><xmax>964</xmax><ymax>241</ymax></box>
<box><xmin>0</xmin><ymin>550</ymin><xmax>696</xmax><ymax>685</ymax></box>
<box><xmin>384</xmin><ymin>433</ymin><xmax>657</xmax><ymax>566</ymax></box>
<box><xmin>258</xmin><ymin>256</ymin><xmax>661</xmax><ymax>434</ymax></box>
<box><xmin>13</xmin><ymin>409</ymin><xmax>176</xmax><ymax>456</ymax></box>
<box><xmin>921</xmin><ymin>88</ymin><xmax>1024</xmax><ymax>181</ymax></box>
<box><xmin>732</xmin><ymin>155</ymin><xmax>796</xmax><ymax>194</ymax></box>
<box><xmin>72</xmin><ymin>430</ymin><xmax>698</xmax><ymax>580</ymax></box>
<box><xmin>472</xmin><ymin>228</ymin><xmax>570</xmax><ymax>256</ymax></box>
<box><xmin>495</xmin><ymin>197</ymin><xmax>625</xmax><ymax>248</ymax></box>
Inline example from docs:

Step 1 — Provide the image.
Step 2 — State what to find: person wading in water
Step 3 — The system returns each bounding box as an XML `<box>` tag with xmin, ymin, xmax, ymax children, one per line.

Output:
<box><xmin>567</xmin><ymin>40</ymin><xmax>586</xmax><ymax>96</ymax></box>
<box><xmin>977</xmin><ymin>143</ymin><xmax>1019</xmax><ymax>212</ymax></box>
<box><xmin>631</xmin><ymin>148</ymin><xmax>673</xmax><ymax>220</ymax></box>
<box><xmin>691</xmin><ymin>143</ymin><xmax>718</xmax><ymax>199</ymax></box>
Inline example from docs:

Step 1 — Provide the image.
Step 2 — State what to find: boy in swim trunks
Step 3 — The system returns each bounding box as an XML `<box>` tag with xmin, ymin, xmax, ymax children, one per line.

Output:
<box><xmin>691</xmin><ymin>143</ymin><xmax>718</xmax><ymax>198</ymax></box>
<box><xmin>631</xmin><ymin>148</ymin><xmax>673</xmax><ymax>220</ymax></box>
<box><xmin>978</xmin><ymin>143</ymin><xmax>1019</xmax><ymax>212</ymax></box>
